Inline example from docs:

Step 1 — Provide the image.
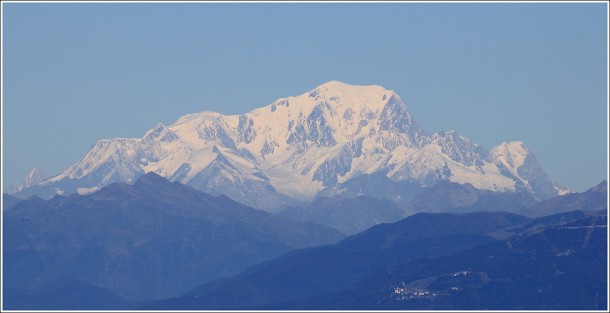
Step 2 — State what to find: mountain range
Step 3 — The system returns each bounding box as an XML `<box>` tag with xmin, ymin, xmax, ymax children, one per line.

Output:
<box><xmin>144</xmin><ymin>209</ymin><xmax>607</xmax><ymax>310</ymax></box>
<box><xmin>3</xmin><ymin>175</ymin><xmax>605</xmax><ymax>310</ymax></box>
<box><xmin>276</xmin><ymin>180</ymin><xmax>606</xmax><ymax>235</ymax></box>
<box><xmin>3</xmin><ymin>81</ymin><xmax>605</xmax><ymax>311</ymax></box>
<box><xmin>290</xmin><ymin>212</ymin><xmax>607</xmax><ymax>310</ymax></box>
<box><xmin>3</xmin><ymin>173</ymin><xmax>343</xmax><ymax>305</ymax></box>
<box><xmin>11</xmin><ymin>81</ymin><xmax>567</xmax><ymax>210</ymax></box>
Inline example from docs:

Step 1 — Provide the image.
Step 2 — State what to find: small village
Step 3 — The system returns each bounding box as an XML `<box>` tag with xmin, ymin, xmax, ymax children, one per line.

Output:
<box><xmin>392</xmin><ymin>270</ymin><xmax>472</xmax><ymax>300</ymax></box>
<box><xmin>393</xmin><ymin>285</ymin><xmax>438</xmax><ymax>300</ymax></box>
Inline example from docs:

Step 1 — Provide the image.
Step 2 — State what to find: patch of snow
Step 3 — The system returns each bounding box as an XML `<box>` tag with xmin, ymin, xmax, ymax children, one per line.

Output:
<box><xmin>555</xmin><ymin>186</ymin><xmax>572</xmax><ymax>195</ymax></box>
<box><xmin>76</xmin><ymin>187</ymin><xmax>100</xmax><ymax>195</ymax></box>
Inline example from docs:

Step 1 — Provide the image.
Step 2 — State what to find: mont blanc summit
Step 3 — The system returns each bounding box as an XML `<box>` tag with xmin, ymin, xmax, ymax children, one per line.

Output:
<box><xmin>16</xmin><ymin>81</ymin><xmax>563</xmax><ymax>209</ymax></box>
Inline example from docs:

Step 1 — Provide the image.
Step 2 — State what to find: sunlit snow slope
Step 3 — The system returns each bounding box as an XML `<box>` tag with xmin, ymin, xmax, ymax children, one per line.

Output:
<box><xmin>17</xmin><ymin>81</ymin><xmax>563</xmax><ymax>209</ymax></box>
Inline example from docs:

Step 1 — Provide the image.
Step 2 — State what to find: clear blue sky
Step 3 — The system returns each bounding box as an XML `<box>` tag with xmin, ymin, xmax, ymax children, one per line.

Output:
<box><xmin>2</xmin><ymin>2</ymin><xmax>608</xmax><ymax>192</ymax></box>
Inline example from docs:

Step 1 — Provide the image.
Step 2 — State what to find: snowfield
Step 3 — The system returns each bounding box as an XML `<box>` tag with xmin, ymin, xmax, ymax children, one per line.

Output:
<box><xmin>17</xmin><ymin>81</ymin><xmax>564</xmax><ymax>209</ymax></box>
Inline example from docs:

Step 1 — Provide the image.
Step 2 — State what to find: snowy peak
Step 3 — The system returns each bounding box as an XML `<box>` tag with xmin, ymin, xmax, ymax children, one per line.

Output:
<box><xmin>309</xmin><ymin>81</ymin><xmax>396</xmax><ymax>110</ymax></box>
<box><xmin>307</xmin><ymin>81</ymin><xmax>409</xmax><ymax>130</ymax></box>
<box><xmin>489</xmin><ymin>141</ymin><xmax>559</xmax><ymax>200</ymax></box>
<box><xmin>250</xmin><ymin>81</ymin><xmax>403</xmax><ymax>124</ymax></box>
<box><xmin>491</xmin><ymin>141</ymin><xmax>529</xmax><ymax>169</ymax></box>
<box><xmin>142</xmin><ymin>123</ymin><xmax>179</xmax><ymax>144</ymax></box>
<box><xmin>430</xmin><ymin>131</ymin><xmax>488</xmax><ymax>167</ymax></box>
<box><xmin>18</xmin><ymin>168</ymin><xmax>48</xmax><ymax>191</ymax></box>
<box><xmin>244</xmin><ymin>81</ymin><xmax>422</xmax><ymax>153</ymax></box>
<box><xmin>61</xmin><ymin>138</ymin><xmax>142</xmax><ymax>181</ymax></box>
<box><xmin>24</xmin><ymin>168</ymin><xmax>47</xmax><ymax>185</ymax></box>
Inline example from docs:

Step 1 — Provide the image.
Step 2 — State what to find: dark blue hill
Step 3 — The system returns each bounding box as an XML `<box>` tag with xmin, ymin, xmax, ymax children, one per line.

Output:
<box><xmin>144</xmin><ymin>211</ymin><xmax>531</xmax><ymax>309</ymax></box>
<box><xmin>2</xmin><ymin>193</ymin><xmax>22</xmax><ymax>211</ymax></box>
<box><xmin>296</xmin><ymin>214</ymin><xmax>607</xmax><ymax>310</ymax></box>
<box><xmin>4</xmin><ymin>278</ymin><xmax>135</xmax><ymax>310</ymax></box>
<box><xmin>3</xmin><ymin>172</ymin><xmax>344</xmax><ymax>307</ymax></box>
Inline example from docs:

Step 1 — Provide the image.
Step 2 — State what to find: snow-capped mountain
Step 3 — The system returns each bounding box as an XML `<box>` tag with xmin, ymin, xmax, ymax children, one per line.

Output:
<box><xmin>18</xmin><ymin>168</ymin><xmax>49</xmax><ymax>192</ymax></box>
<box><xmin>16</xmin><ymin>81</ymin><xmax>564</xmax><ymax>209</ymax></box>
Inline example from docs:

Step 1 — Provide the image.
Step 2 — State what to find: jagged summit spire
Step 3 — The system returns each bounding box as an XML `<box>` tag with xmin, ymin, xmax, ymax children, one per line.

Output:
<box><xmin>25</xmin><ymin>168</ymin><xmax>47</xmax><ymax>181</ymax></box>
<box><xmin>18</xmin><ymin>168</ymin><xmax>48</xmax><ymax>192</ymax></box>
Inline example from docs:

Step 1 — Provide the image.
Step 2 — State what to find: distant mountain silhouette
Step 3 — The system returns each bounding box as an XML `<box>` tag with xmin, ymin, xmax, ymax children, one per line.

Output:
<box><xmin>2</xmin><ymin>193</ymin><xmax>22</xmax><ymax>211</ymax></box>
<box><xmin>408</xmin><ymin>180</ymin><xmax>607</xmax><ymax>217</ymax></box>
<box><xmin>144</xmin><ymin>211</ymin><xmax>531</xmax><ymax>309</ymax></box>
<box><xmin>296</xmin><ymin>213</ymin><xmax>607</xmax><ymax>310</ymax></box>
<box><xmin>533</xmin><ymin>180</ymin><xmax>607</xmax><ymax>216</ymax></box>
<box><xmin>4</xmin><ymin>278</ymin><xmax>134</xmax><ymax>310</ymax></box>
<box><xmin>5</xmin><ymin>174</ymin><xmax>606</xmax><ymax>310</ymax></box>
<box><xmin>279</xmin><ymin>180</ymin><xmax>606</xmax><ymax>237</ymax></box>
<box><xmin>280</xmin><ymin>195</ymin><xmax>410</xmax><ymax>235</ymax></box>
<box><xmin>143</xmin><ymin>184</ymin><xmax>607</xmax><ymax>311</ymax></box>
<box><xmin>3</xmin><ymin>172</ymin><xmax>344</xmax><ymax>306</ymax></box>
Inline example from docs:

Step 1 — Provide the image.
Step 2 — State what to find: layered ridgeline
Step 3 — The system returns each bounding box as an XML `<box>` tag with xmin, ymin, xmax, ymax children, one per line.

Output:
<box><xmin>15</xmin><ymin>81</ymin><xmax>566</xmax><ymax>210</ymax></box>
<box><xmin>144</xmin><ymin>209</ymin><xmax>607</xmax><ymax>310</ymax></box>
<box><xmin>4</xmin><ymin>173</ymin><xmax>343</xmax><ymax>306</ymax></box>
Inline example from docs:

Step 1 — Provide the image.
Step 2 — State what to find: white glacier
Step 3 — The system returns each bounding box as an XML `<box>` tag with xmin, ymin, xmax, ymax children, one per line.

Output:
<box><xmin>18</xmin><ymin>81</ymin><xmax>564</xmax><ymax>209</ymax></box>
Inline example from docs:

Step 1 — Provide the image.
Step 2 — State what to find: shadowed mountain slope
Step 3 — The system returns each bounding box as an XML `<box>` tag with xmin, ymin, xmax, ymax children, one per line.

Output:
<box><xmin>144</xmin><ymin>211</ymin><xmax>531</xmax><ymax>309</ymax></box>
<box><xmin>3</xmin><ymin>172</ymin><xmax>344</xmax><ymax>305</ymax></box>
